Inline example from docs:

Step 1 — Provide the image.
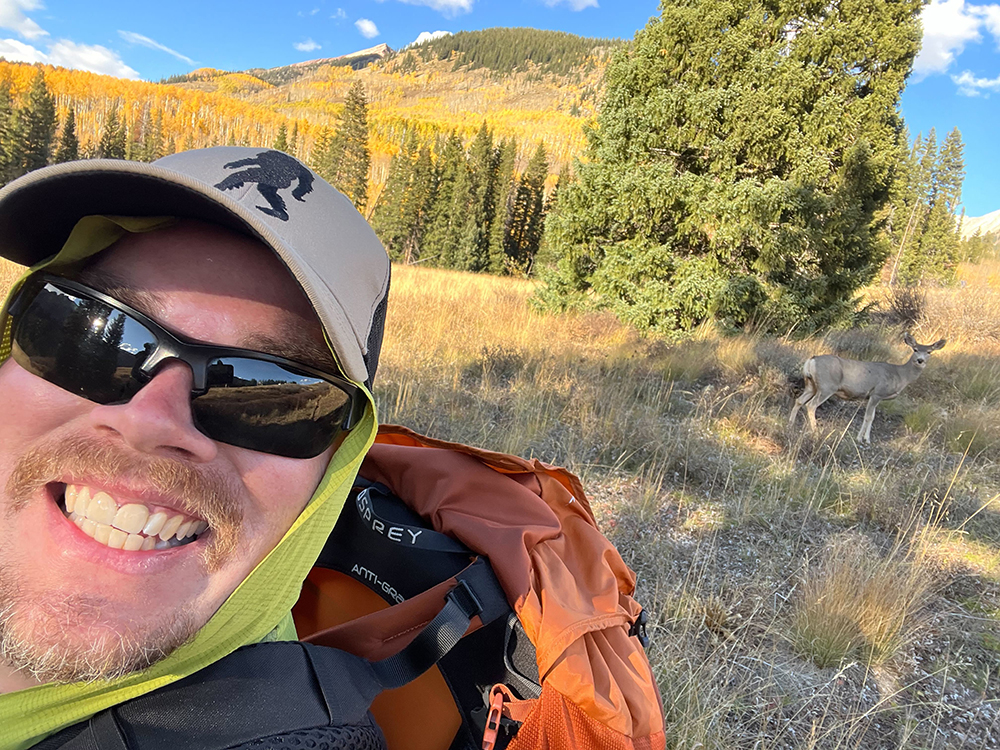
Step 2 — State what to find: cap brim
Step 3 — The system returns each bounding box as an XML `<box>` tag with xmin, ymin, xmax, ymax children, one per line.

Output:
<box><xmin>0</xmin><ymin>159</ymin><xmax>377</xmax><ymax>385</ymax></box>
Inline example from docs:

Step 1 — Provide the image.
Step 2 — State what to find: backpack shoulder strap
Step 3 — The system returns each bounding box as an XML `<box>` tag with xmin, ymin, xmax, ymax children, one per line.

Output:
<box><xmin>34</xmin><ymin>642</ymin><xmax>386</xmax><ymax>750</ymax></box>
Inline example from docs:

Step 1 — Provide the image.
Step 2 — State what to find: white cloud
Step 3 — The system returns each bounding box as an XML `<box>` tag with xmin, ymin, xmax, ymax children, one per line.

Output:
<box><xmin>333</xmin><ymin>8</ymin><xmax>347</xmax><ymax>19</ymax></box>
<box><xmin>409</xmin><ymin>30</ymin><xmax>451</xmax><ymax>47</ymax></box>
<box><xmin>395</xmin><ymin>0</ymin><xmax>473</xmax><ymax>18</ymax></box>
<box><xmin>355</xmin><ymin>18</ymin><xmax>379</xmax><ymax>38</ymax></box>
<box><xmin>0</xmin><ymin>1</ymin><xmax>140</xmax><ymax>79</ymax></box>
<box><xmin>977</xmin><ymin>3</ymin><xmax>1000</xmax><ymax>39</ymax></box>
<box><xmin>294</xmin><ymin>38</ymin><xmax>321</xmax><ymax>52</ymax></box>
<box><xmin>0</xmin><ymin>37</ymin><xmax>140</xmax><ymax>78</ymax></box>
<box><xmin>542</xmin><ymin>0</ymin><xmax>598</xmax><ymax>9</ymax></box>
<box><xmin>0</xmin><ymin>0</ymin><xmax>47</xmax><ymax>40</ymax></box>
<box><xmin>47</xmin><ymin>40</ymin><xmax>139</xmax><ymax>78</ymax></box>
<box><xmin>0</xmin><ymin>36</ymin><xmax>43</xmax><ymax>62</ymax></box>
<box><xmin>118</xmin><ymin>30</ymin><xmax>195</xmax><ymax>65</ymax></box>
<box><xmin>913</xmin><ymin>0</ymin><xmax>984</xmax><ymax>78</ymax></box>
<box><xmin>952</xmin><ymin>68</ymin><xmax>1000</xmax><ymax>94</ymax></box>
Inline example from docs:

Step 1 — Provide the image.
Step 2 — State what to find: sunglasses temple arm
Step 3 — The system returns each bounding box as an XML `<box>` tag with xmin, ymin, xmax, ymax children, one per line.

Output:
<box><xmin>344</xmin><ymin>391</ymin><xmax>367</xmax><ymax>431</ymax></box>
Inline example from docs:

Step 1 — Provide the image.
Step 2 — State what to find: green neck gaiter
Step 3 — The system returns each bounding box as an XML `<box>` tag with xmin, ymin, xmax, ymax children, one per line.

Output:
<box><xmin>0</xmin><ymin>216</ymin><xmax>377</xmax><ymax>750</ymax></box>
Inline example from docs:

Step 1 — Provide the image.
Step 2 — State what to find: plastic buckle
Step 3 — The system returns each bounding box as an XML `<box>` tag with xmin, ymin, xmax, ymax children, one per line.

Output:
<box><xmin>448</xmin><ymin>579</ymin><xmax>483</xmax><ymax>619</ymax></box>
<box><xmin>629</xmin><ymin>608</ymin><xmax>650</xmax><ymax>649</ymax></box>
<box><xmin>481</xmin><ymin>685</ymin><xmax>506</xmax><ymax>750</ymax></box>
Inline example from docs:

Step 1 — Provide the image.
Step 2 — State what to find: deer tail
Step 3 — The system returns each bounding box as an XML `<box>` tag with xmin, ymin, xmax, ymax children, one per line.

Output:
<box><xmin>802</xmin><ymin>357</ymin><xmax>817</xmax><ymax>385</ymax></box>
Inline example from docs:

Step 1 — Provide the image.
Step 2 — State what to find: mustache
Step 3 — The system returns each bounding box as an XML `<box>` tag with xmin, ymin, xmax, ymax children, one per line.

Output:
<box><xmin>5</xmin><ymin>434</ymin><xmax>243</xmax><ymax>570</ymax></box>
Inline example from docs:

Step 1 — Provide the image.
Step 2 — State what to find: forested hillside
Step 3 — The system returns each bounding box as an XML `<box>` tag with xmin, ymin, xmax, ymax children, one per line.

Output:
<box><xmin>0</xmin><ymin>28</ymin><xmax>613</xmax><ymax>183</ymax></box>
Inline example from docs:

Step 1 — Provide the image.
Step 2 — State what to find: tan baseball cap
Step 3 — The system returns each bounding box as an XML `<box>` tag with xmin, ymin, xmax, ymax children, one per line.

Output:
<box><xmin>0</xmin><ymin>147</ymin><xmax>390</xmax><ymax>388</ymax></box>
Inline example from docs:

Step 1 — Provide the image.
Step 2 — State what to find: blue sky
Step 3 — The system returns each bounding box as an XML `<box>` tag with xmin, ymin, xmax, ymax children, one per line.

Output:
<box><xmin>0</xmin><ymin>0</ymin><xmax>997</xmax><ymax>216</ymax></box>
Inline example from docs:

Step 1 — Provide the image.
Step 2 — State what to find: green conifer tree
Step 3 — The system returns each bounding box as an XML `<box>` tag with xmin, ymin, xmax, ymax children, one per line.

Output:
<box><xmin>399</xmin><ymin>144</ymin><xmax>437</xmax><ymax>263</ymax></box>
<box><xmin>0</xmin><ymin>79</ymin><xmax>16</xmax><ymax>183</ymax></box>
<box><xmin>330</xmin><ymin>81</ymin><xmax>371</xmax><ymax>212</ymax></box>
<box><xmin>422</xmin><ymin>131</ymin><xmax>466</xmax><ymax>268</ymax></box>
<box><xmin>459</xmin><ymin>122</ymin><xmax>499</xmax><ymax>271</ymax></box>
<box><xmin>309</xmin><ymin>126</ymin><xmax>336</xmax><ymax>181</ymax></box>
<box><xmin>99</xmin><ymin>104</ymin><xmax>127</xmax><ymax>159</ymax></box>
<box><xmin>487</xmin><ymin>137</ymin><xmax>518</xmax><ymax>273</ymax></box>
<box><xmin>371</xmin><ymin>132</ymin><xmax>419</xmax><ymax>259</ymax></box>
<box><xmin>15</xmin><ymin>68</ymin><xmax>56</xmax><ymax>175</ymax></box>
<box><xmin>54</xmin><ymin>107</ymin><xmax>79</xmax><ymax>163</ymax></box>
<box><xmin>540</xmin><ymin>0</ymin><xmax>923</xmax><ymax>332</ymax></box>
<box><xmin>273</xmin><ymin>123</ymin><xmax>288</xmax><ymax>153</ymax></box>
<box><xmin>505</xmin><ymin>142</ymin><xmax>549</xmax><ymax>272</ymax></box>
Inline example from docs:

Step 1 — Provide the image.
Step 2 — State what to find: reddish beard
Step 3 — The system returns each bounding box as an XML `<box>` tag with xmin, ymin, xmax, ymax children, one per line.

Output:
<box><xmin>0</xmin><ymin>433</ymin><xmax>244</xmax><ymax>684</ymax></box>
<box><xmin>5</xmin><ymin>433</ymin><xmax>244</xmax><ymax>569</ymax></box>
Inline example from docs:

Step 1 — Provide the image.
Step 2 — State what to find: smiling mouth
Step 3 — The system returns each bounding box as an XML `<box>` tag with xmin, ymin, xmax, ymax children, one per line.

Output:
<box><xmin>59</xmin><ymin>483</ymin><xmax>209</xmax><ymax>551</ymax></box>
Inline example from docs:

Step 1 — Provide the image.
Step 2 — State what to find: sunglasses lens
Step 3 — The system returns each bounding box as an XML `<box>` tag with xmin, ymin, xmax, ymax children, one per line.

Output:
<box><xmin>11</xmin><ymin>283</ymin><xmax>156</xmax><ymax>403</ymax></box>
<box><xmin>192</xmin><ymin>358</ymin><xmax>353</xmax><ymax>459</ymax></box>
<box><xmin>10</xmin><ymin>279</ymin><xmax>356</xmax><ymax>459</ymax></box>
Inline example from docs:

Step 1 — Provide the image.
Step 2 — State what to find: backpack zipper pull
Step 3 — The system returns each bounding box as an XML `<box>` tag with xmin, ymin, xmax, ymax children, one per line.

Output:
<box><xmin>481</xmin><ymin>685</ymin><xmax>506</xmax><ymax>750</ymax></box>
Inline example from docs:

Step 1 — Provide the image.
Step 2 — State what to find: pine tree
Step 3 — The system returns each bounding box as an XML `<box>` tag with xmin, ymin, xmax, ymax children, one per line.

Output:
<box><xmin>540</xmin><ymin>0</ymin><xmax>923</xmax><ymax>332</ymax></box>
<box><xmin>458</xmin><ymin>122</ymin><xmax>498</xmax><ymax>271</ymax></box>
<box><xmin>0</xmin><ymin>79</ymin><xmax>16</xmax><ymax>183</ymax></box>
<box><xmin>487</xmin><ymin>137</ymin><xmax>518</xmax><ymax>273</ymax></box>
<box><xmin>371</xmin><ymin>132</ymin><xmax>419</xmax><ymax>259</ymax></box>
<box><xmin>422</xmin><ymin>131</ymin><xmax>466</xmax><ymax>268</ymax></box>
<box><xmin>309</xmin><ymin>126</ymin><xmax>336</xmax><ymax>182</ymax></box>
<box><xmin>18</xmin><ymin>69</ymin><xmax>56</xmax><ymax>174</ymax></box>
<box><xmin>273</xmin><ymin>123</ymin><xmax>288</xmax><ymax>153</ymax></box>
<box><xmin>142</xmin><ymin>109</ymin><xmax>164</xmax><ymax>162</ymax></box>
<box><xmin>505</xmin><ymin>142</ymin><xmax>549</xmax><ymax>273</ymax></box>
<box><xmin>99</xmin><ymin>104</ymin><xmax>126</xmax><ymax>160</ymax></box>
<box><xmin>330</xmin><ymin>81</ymin><xmax>371</xmax><ymax>212</ymax></box>
<box><xmin>896</xmin><ymin>128</ymin><xmax>965</xmax><ymax>284</ymax></box>
<box><xmin>53</xmin><ymin>107</ymin><xmax>79</xmax><ymax>163</ymax></box>
<box><xmin>400</xmin><ymin>144</ymin><xmax>437</xmax><ymax>263</ymax></box>
<box><xmin>289</xmin><ymin>122</ymin><xmax>299</xmax><ymax>157</ymax></box>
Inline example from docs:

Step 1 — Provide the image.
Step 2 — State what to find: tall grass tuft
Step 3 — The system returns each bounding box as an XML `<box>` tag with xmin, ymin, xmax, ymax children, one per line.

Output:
<box><xmin>792</xmin><ymin>535</ymin><xmax>933</xmax><ymax>668</ymax></box>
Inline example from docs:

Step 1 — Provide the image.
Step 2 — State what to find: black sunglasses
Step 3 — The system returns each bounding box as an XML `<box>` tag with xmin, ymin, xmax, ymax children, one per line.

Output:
<box><xmin>6</xmin><ymin>274</ymin><xmax>363</xmax><ymax>459</ymax></box>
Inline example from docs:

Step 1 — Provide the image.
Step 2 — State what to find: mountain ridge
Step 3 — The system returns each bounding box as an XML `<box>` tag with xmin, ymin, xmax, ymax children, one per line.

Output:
<box><xmin>962</xmin><ymin>208</ymin><xmax>1000</xmax><ymax>239</ymax></box>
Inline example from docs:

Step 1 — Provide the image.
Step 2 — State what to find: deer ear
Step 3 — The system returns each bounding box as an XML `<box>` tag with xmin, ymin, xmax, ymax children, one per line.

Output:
<box><xmin>930</xmin><ymin>339</ymin><xmax>946</xmax><ymax>351</ymax></box>
<box><xmin>903</xmin><ymin>332</ymin><xmax>917</xmax><ymax>348</ymax></box>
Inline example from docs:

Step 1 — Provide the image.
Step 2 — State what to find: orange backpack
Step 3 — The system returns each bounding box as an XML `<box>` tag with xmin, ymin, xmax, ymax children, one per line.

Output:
<box><xmin>292</xmin><ymin>425</ymin><xmax>666</xmax><ymax>750</ymax></box>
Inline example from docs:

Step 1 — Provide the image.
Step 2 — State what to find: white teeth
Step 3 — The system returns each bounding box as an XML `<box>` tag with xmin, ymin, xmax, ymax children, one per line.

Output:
<box><xmin>143</xmin><ymin>511</ymin><xmax>168</xmax><ymax>537</ymax></box>
<box><xmin>93</xmin><ymin>523</ymin><xmax>112</xmax><ymax>545</ymax></box>
<box><xmin>158</xmin><ymin>514</ymin><xmax>184</xmax><ymax>541</ymax></box>
<box><xmin>65</xmin><ymin>484</ymin><xmax>78</xmax><ymax>513</ymax></box>
<box><xmin>63</xmin><ymin>483</ymin><xmax>207</xmax><ymax>552</ymax></box>
<box><xmin>112</xmin><ymin>504</ymin><xmax>149</xmax><ymax>534</ymax></box>
<box><xmin>88</xmin><ymin>492</ymin><xmax>117</xmax><ymax>526</ymax></box>
<box><xmin>106</xmin><ymin>528</ymin><xmax>128</xmax><ymax>550</ymax></box>
<box><xmin>74</xmin><ymin>486</ymin><xmax>92</xmax><ymax>518</ymax></box>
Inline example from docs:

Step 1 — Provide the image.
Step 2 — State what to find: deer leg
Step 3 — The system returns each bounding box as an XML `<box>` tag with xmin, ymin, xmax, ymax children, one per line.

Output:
<box><xmin>805</xmin><ymin>390</ymin><xmax>832</xmax><ymax>433</ymax></box>
<box><xmin>859</xmin><ymin>397</ymin><xmax>880</xmax><ymax>444</ymax></box>
<box><xmin>789</xmin><ymin>378</ymin><xmax>817</xmax><ymax>426</ymax></box>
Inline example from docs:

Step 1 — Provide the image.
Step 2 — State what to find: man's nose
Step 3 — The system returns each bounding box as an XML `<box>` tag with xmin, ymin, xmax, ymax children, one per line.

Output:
<box><xmin>87</xmin><ymin>360</ymin><xmax>218</xmax><ymax>462</ymax></box>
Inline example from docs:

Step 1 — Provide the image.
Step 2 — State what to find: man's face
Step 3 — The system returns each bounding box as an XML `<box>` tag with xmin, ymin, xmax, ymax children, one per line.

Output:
<box><xmin>0</xmin><ymin>221</ymin><xmax>335</xmax><ymax>690</ymax></box>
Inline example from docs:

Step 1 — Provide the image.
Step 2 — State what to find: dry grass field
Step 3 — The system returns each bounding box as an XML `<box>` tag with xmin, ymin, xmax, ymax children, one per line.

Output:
<box><xmin>378</xmin><ymin>262</ymin><xmax>1000</xmax><ymax>749</ymax></box>
<box><xmin>4</xmin><ymin>254</ymin><xmax>1000</xmax><ymax>748</ymax></box>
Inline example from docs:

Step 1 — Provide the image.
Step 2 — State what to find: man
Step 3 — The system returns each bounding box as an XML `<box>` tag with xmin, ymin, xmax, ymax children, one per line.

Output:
<box><xmin>0</xmin><ymin>147</ymin><xmax>390</xmax><ymax>748</ymax></box>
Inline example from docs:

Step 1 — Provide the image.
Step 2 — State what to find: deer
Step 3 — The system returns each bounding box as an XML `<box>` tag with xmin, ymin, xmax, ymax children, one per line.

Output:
<box><xmin>789</xmin><ymin>333</ymin><xmax>946</xmax><ymax>444</ymax></box>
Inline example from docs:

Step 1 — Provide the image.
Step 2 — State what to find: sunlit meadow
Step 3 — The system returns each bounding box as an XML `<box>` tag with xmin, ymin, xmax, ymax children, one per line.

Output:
<box><xmin>4</xmin><ymin>255</ymin><xmax>1000</xmax><ymax>748</ymax></box>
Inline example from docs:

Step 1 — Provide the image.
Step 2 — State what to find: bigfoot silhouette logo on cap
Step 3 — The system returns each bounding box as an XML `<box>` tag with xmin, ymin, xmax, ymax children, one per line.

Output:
<box><xmin>214</xmin><ymin>150</ymin><xmax>315</xmax><ymax>222</ymax></box>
